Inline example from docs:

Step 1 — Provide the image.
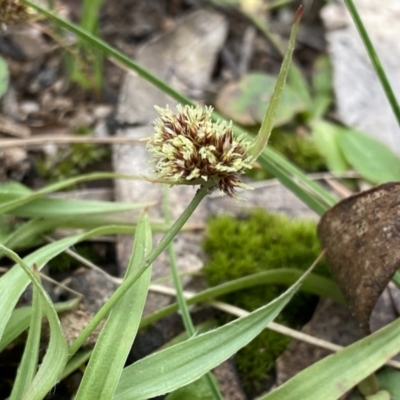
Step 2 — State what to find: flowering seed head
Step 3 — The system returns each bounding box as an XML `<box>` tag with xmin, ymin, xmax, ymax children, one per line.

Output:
<box><xmin>0</xmin><ymin>0</ymin><xmax>32</xmax><ymax>26</ymax></box>
<box><xmin>146</xmin><ymin>104</ymin><xmax>253</xmax><ymax>196</ymax></box>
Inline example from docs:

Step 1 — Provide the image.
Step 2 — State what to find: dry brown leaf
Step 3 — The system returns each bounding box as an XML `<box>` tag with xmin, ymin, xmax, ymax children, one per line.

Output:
<box><xmin>317</xmin><ymin>182</ymin><xmax>400</xmax><ymax>332</ymax></box>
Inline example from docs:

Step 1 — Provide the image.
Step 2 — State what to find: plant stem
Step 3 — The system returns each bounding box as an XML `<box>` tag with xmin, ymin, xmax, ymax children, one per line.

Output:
<box><xmin>162</xmin><ymin>187</ymin><xmax>223</xmax><ymax>400</ymax></box>
<box><xmin>68</xmin><ymin>180</ymin><xmax>216</xmax><ymax>357</ymax></box>
<box><xmin>344</xmin><ymin>0</ymin><xmax>400</xmax><ymax>131</ymax></box>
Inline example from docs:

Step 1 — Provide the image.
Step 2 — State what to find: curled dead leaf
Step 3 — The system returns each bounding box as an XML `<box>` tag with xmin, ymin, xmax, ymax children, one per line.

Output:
<box><xmin>317</xmin><ymin>182</ymin><xmax>400</xmax><ymax>332</ymax></box>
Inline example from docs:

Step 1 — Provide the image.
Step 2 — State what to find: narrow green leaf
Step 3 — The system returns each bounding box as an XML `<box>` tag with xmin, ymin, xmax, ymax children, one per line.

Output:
<box><xmin>68</xmin><ymin>182</ymin><xmax>213</xmax><ymax>357</ymax></box>
<box><xmin>60</xmin><ymin>349</ymin><xmax>92</xmax><ymax>381</ymax></box>
<box><xmin>259</xmin><ymin>316</ymin><xmax>400</xmax><ymax>400</ymax></box>
<box><xmin>0</xmin><ymin>298</ymin><xmax>79</xmax><ymax>353</ymax></box>
<box><xmin>0</xmin><ymin>172</ymin><xmax>141</xmax><ymax>214</ymax></box>
<box><xmin>0</xmin><ymin>55</ymin><xmax>9</xmax><ymax>99</ymax></box>
<box><xmin>23</xmin><ymin>0</ymin><xmax>337</xmax><ymax>215</ymax></box>
<box><xmin>141</xmin><ymin>268</ymin><xmax>344</xmax><ymax>328</ymax></box>
<box><xmin>76</xmin><ymin>213</ymin><xmax>152</xmax><ymax>399</ymax></box>
<box><xmin>114</xmin><ymin>267</ymin><xmax>313</xmax><ymax>399</ymax></box>
<box><xmin>0</xmin><ymin>246</ymin><xmax>68</xmax><ymax>400</ymax></box>
<box><xmin>0</xmin><ymin>192</ymin><xmax>151</xmax><ymax>218</ymax></box>
<box><xmin>310</xmin><ymin>119</ymin><xmax>349</xmax><ymax>173</ymax></box>
<box><xmin>9</xmin><ymin>266</ymin><xmax>42</xmax><ymax>400</ymax></box>
<box><xmin>0</xmin><ymin>225</ymin><xmax>135</xmax><ymax>343</ymax></box>
<box><xmin>338</xmin><ymin>128</ymin><xmax>400</xmax><ymax>183</ymax></box>
<box><xmin>248</xmin><ymin>6</ymin><xmax>303</xmax><ymax>160</ymax></box>
<box><xmin>344</xmin><ymin>0</ymin><xmax>400</xmax><ymax>130</ymax></box>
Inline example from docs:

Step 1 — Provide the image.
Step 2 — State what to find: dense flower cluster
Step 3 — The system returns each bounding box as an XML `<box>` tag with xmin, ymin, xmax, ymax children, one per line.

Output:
<box><xmin>146</xmin><ymin>105</ymin><xmax>253</xmax><ymax>196</ymax></box>
<box><xmin>0</xmin><ymin>0</ymin><xmax>31</xmax><ymax>26</ymax></box>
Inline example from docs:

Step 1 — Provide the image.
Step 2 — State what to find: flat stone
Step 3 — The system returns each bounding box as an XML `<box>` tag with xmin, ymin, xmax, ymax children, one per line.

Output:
<box><xmin>321</xmin><ymin>0</ymin><xmax>400</xmax><ymax>156</ymax></box>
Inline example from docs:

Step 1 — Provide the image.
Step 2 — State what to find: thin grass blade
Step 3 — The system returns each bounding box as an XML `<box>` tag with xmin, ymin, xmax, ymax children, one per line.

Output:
<box><xmin>343</xmin><ymin>0</ymin><xmax>400</xmax><ymax>130</ymax></box>
<box><xmin>0</xmin><ymin>194</ymin><xmax>152</xmax><ymax>218</ymax></box>
<box><xmin>0</xmin><ymin>298</ymin><xmax>79</xmax><ymax>353</ymax></box>
<box><xmin>0</xmin><ymin>172</ymin><xmax>141</xmax><ymax>214</ymax></box>
<box><xmin>113</xmin><ymin>266</ymin><xmax>314</xmax><ymax>399</ymax></box>
<box><xmin>23</xmin><ymin>0</ymin><xmax>337</xmax><ymax>215</ymax></box>
<box><xmin>0</xmin><ymin>225</ymin><xmax>135</xmax><ymax>342</ymax></box>
<box><xmin>141</xmin><ymin>268</ymin><xmax>344</xmax><ymax>328</ymax></box>
<box><xmin>9</xmin><ymin>265</ymin><xmax>42</xmax><ymax>400</ymax></box>
<box><xmin>259</xmin><ymin>316</ymin><xmax>400</xmax><ymax>400</ymax></box>
<box><xmin>75</xmin><ymin>213</ymin><xmax>152</xmax><ymax>399</ymax></box>
<box><xmin>248</xmin><ymin>5</ymin><xmax>303</xmax><ymax>160</ymax></box>
<box><xmin>0</xmin><ymin>246</ymin><xmax>68</xmax><ymax>400</ymax></box>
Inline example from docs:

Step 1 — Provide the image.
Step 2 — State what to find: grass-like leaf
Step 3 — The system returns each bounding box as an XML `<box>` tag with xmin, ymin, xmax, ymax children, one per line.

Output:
<box><xmin>23</xmin><ymin>0</ymin><xmax>337</xmax><ymax>215</ymax></box>
<box><xmin>260</xmin><ymin>315</ymin><xmax>400</xmax><ymax>400</ymax></box>
<box><xmin>75</xmin><ymin>213</ymin><xmax>152</xmax><ymax>399</ymax></box>
<box><xmin>113</xmin><ymin>266</ymin><xmax>312</xmax><ymax>399</ymax></box>
<box><xmin>0</xmin><ymin>225</ymin><xmax>138</xmax><ymax>343</ymax></box>
<box><xmin>0</xmin><ymin>172</ymin><xmax>141</xmax><ymax>214</ymax></box>
<box><xmin>248</xmin><ymin>5</ymin><xmax>302</xmax><ymax>160</ymax></box>
<box><xmin>0</xmin><ymin>298</ymin><xmax>79</xmax><ymax>353</ymax></box>
<box><xmin>141</xmin><ymin>268</ymin><xmax>344</xmax><ymax>328</ymax></box>
<box><xmin>344</xmin><ymin>0</ymin><xmax>400</xmax><ymax>130</ymax></box>
<box><xmin>0</xmin><ymin>192</ymin><xmax>152</xmax><ymax>218</ymax></box>
<box><xmin>0</xmin><ymin>246</ymin><xmax>68</xmax><ymax>400</ymax></box>
<box><xmin>9</xmin><ymin>266</ymin><xmax>42</xmax><ymax>400</ymax></box>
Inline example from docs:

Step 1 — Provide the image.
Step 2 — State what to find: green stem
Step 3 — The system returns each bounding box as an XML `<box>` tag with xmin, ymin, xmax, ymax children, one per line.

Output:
<box><xmin>162</xmin><ymin>187</ymin><xmax>223</xmax><ymax>400</ymax></box>
<box><xmin>162</xmin><ymin>186</ymin><xmax>195</xmax><ymax>335</ymax></box>
<box><xmin>68</xmin><ymin>180</ymin><xmax>215</xmax><ymax>357</ymax></box>
<box><xmin>344</xmin><ymin>0</ymin><xmax>400</xmax><ymax>130</ymax></box>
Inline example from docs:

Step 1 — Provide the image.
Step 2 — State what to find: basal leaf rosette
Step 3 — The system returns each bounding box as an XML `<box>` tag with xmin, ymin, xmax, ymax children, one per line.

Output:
<box><xmin>146</xmin><ymin>105</ymin><xmax>253</xmax><ymax>197</ymax></box>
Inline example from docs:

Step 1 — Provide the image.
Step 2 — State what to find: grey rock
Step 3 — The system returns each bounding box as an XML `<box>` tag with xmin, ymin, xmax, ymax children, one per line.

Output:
<box><xmin>321</xmin><ymin>0</ymin><xmax>400</xmax><ymax>156</ymax></box>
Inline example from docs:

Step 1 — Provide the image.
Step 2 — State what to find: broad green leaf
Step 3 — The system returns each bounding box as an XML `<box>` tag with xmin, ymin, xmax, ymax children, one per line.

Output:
<box><xmin>287</xmin><ymin>64</ymin><xmax>312</xmax><ymax>107</ymax></box>
<box><xmin>113</xmin><ymin>267</ymin><xmax>312</xmax><ymax>399</ymax></box>
<box><xmin>9</xmin><ymin>266</ymin><xmax>42</xmax><ymax>400</ymax></box>
<box><xmin>310</xmin><ymin>119</ymin><xmax>349</xmax><ymax>173</ymax></box>
<box><xmin>76</xmin><ymin>213</ymin><xmax>152</xmax><ymax>399</ymax></box>
<box><xmin>0</xmin><ymin>299</ymin><xmax>79</xmax><ymax>352</ymax></box>
<box><xmin>216</xmin><ymin>73</ymin><xmax>307</xmax><ymax>127</ymax></box>
<box><xmin>0</xmin><ymin>55</ymin><xmax>9</xmax><ymax>99</ymax></box>
<box><xmin>311</xmin><ymin>55</ymin><xmax>333</xmax><ymax>118</ymax></box>
<box><xmin>337</xmin><ymin>128</ymin><xmax>400</xmax><ymax>183</ymax></box>
<box><xmin>0</xmin><ymin>246</ymin><xmax>68</xmax><ymax>400</ymax></box>
<box><xmin>259</xmin><ymin>315</ymin><xmax>400</xmax><ymax>400</ymax></box>
<box><xmin>166</xmin><ymin>375</ymin><xmax>218</xmax><ymax>400</ymax></box>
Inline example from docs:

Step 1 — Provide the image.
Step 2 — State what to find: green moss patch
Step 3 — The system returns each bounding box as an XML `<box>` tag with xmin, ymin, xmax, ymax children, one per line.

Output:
<box><xmin>203</xmin><ymin>209</ymin><xmax>330</xmax><ymax>396</ymax></box>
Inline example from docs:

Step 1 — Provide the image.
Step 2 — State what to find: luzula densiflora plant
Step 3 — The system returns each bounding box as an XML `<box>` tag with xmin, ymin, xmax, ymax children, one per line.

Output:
<box><xmin>146</xmin><ymin>105</ymin><xmax>257</xmax><ymax>197</ymax></box>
